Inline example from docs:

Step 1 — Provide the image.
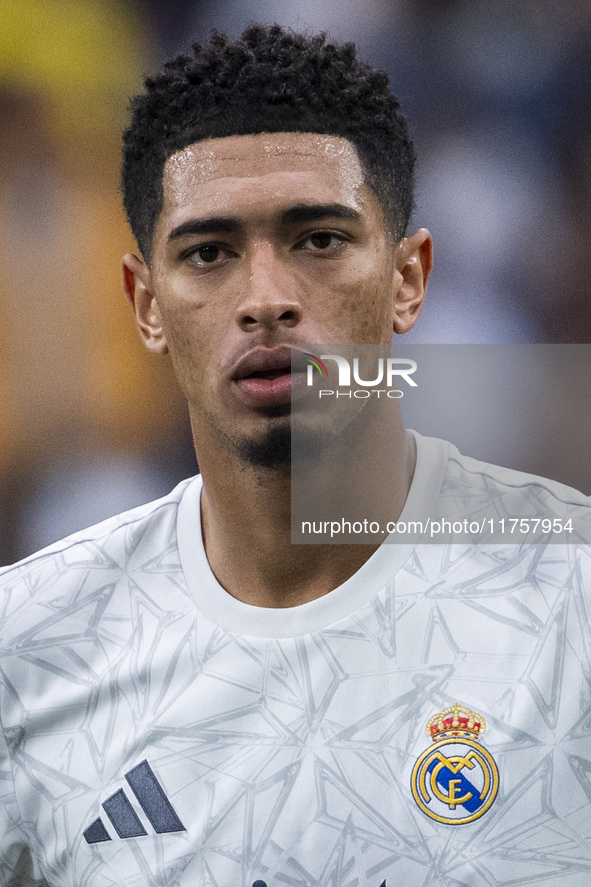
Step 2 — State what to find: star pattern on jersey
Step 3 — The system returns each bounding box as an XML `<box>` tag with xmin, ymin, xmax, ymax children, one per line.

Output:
<box><xmin>0</xmin><ymin>477</ymin><xmax>590</xmax><ymax>886</ymax></box>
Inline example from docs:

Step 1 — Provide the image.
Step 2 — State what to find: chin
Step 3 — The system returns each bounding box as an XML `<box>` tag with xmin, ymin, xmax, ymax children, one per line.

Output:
<box><xmin>233</xmin><ymin>426</ymin><xmax>292</xmax><ymax>469</ymax></box>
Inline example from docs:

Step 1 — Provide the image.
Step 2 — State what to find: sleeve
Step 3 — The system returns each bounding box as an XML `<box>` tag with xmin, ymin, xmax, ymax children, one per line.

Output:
<box><xmin>0</xmin><ymin>684</ymin><xmax>49</xmax><ymax>887</ymax></box>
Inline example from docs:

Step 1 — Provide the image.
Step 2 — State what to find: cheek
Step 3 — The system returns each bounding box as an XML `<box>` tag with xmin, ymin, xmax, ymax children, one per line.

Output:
<box><xmin>157</xmin><ymin>296</ymin><xmax>212</xmax><ymax>397</ymax></box>
<box><xmin>330</xmin><ymin>272</ymin><xmax>392</xmax><ymax>342</ymax></box>
<box><xmin>326</xmin><ymin>243</ymin><xmax>393</xmax><ymax>335</ymax></box>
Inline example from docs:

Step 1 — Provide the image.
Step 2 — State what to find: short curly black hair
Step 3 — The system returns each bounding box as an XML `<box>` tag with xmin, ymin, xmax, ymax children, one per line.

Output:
<box><xmin>122</xmin><ymin>24</ymin><xmax>415</xmax><ymax>263</ymax></box>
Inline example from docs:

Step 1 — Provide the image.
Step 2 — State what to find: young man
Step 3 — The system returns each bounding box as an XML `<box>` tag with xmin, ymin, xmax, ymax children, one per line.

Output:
<box><xmin>1</xmin><ymin>25</ymin><xmax>590</xmax><ymax>887</ymax></box>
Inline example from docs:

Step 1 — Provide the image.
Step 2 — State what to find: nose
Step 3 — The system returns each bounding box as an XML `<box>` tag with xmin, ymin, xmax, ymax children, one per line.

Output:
<box><xmin>235</xmin><ymin>244</ymin><xmax>303</xmax><ymax>332</ymax></box>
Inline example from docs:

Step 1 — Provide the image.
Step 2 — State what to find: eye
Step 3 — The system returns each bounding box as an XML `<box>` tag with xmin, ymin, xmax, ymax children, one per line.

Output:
<box><xmin>191</xmin><ymin>245</ymin><xmax>222</xmax><ymax>266</ymax></box>
<box><xmin>309</xmin><ymin>232</ymin><xmax>333</xmax><ymax>249</ymax></box>
<box><xmin>299</xmin><ymin>231</ymin><xmax>347</xmax><ymax>254</ymax></box>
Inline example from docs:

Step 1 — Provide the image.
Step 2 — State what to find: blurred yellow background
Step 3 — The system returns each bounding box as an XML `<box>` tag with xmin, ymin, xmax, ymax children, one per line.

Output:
<box><xmin>0</xmin><ymin>0</ymin><xmax>194</xmax><ymax>562</ymax></box>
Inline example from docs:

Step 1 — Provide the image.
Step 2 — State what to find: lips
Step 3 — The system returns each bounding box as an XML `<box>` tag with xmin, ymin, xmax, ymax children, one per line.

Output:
<box><xmin>231</xmin><ymin>345</ymin><xmax>298</xmax><ymax>381</ymax></box>
<box><xmin>230</xmin><ymin>345</ymin><xmax>308</xmax><ymax>407</ymax></box>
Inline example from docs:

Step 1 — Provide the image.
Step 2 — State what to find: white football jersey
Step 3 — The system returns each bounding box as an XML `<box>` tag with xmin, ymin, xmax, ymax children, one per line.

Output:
<box><xmin>1</xmin><ymin>432</ymin><xmax>590</xmax><ymax>886</ymax></box>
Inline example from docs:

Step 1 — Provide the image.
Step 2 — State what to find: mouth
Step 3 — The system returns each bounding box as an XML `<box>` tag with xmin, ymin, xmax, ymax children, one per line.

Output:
<box><xmin>231</xmin><ymin>345</ymin><xmax>306</xmax><ymax>381</ymax></box>
<box><xmin>231</xmin><ymin>346</ymin><xmax>307</xmax><ymax>407</ymax></box>
<box><xmin>240</xmin><ymin>367</ymin><xmax>292</xmax><ymax>382</ymax></box>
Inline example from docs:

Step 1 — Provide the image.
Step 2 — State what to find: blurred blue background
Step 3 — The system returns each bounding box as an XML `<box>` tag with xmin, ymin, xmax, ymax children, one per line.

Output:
<box><xmin>1</xmin><ymin>0</ymin><xmax>590</xmax><ymax>564</ymax></box>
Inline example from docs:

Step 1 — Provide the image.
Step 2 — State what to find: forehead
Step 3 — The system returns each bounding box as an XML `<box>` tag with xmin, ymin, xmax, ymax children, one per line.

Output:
<box><xmin>160</xmin><ymin>132</ymin><xmax>371</xmax><ymax>223</ymax></box>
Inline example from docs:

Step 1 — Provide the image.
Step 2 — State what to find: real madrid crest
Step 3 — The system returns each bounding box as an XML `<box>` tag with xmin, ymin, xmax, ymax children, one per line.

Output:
<box><xmin>411</xmin><ymin>703</ymin><xmax>499</xmax><ymax>825</ymax></box>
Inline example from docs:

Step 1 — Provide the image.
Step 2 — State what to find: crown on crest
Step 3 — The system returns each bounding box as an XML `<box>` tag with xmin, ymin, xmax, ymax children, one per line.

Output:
<box><xmin>425</xmin><ymin>702</ymin><xmax>486</xmax><ymax>742</ymax></box>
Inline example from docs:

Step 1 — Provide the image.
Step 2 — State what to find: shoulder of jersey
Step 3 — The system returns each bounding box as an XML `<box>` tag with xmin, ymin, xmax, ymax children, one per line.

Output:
<box><xmin>0</xmin><ymin>475</ymin><xmax>199</xmax><ymax>583</ymax></box>
<box><xmin>446</xmin><ymin>440</ymin><xmax>591</xmax><ymax>513</ymax></box>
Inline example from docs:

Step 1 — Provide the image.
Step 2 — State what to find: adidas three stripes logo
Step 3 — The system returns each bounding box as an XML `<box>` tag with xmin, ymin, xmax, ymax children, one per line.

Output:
<box><xmin>84</xmin><ymin>760</ymin><xmax>185</xmax><ymax>843</ymax></box>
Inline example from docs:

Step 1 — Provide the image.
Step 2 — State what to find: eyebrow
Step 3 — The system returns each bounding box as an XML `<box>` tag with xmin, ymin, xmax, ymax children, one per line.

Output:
<box><xmin>280</xmin><ymin>203</ymin><xmax>361</xmax><ymax>225</ymax></box>
<box><xmin>168</xmin><ymin>217</ymin><xmax>241</xmax><ymax>241</ymax></box>
<box><xmin>167</xmin><ymin>203</ymin><xmax>361</xmax><ymax>242</ymax></box>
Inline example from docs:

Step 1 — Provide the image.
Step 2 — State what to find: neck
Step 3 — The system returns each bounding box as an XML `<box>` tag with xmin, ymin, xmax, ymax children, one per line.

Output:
<box><xmin>194</xmin><ymin>404</ymin><xmax>415</xmax><ymax>608</ymax></box>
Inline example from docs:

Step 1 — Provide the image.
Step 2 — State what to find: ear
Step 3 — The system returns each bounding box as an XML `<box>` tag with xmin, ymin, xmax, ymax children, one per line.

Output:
<box><xmin>391</xmin><ymin>228</ymin><xmax>433</xmax><ymax>335</ymax></box>
<box><xmin>122</xmin><ymin>254</ymin><xmax>169</xmax><ymax>355</ymax></box>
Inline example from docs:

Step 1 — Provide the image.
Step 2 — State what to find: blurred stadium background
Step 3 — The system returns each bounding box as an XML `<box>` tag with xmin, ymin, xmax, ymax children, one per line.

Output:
<box><xmin>1</xmin><ymin>0</ymin><xmax>590</xmax><ymax>565</ymax></box>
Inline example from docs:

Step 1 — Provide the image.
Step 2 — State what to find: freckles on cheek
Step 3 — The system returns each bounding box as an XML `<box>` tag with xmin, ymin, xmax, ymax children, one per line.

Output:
<box><xmin>158</xmin><ymin>282</ymin><xmax>208</xmax><ymax>346</ymax></box>
<box><xmin>338</xmin><ymin>281</ymin><xmax>386</xmax><ymax>340</ymax></box>
<box><xmin>159</xmin><ymin>307</ymin><xmax>206</xmax><ymax>384</ymax></box>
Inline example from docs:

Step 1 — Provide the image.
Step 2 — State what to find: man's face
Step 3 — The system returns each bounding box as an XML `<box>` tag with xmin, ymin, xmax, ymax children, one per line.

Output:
<box><xmin>126</xmin><ymin>132</ymin><xmax>427</xmax><ymax>464</ymax></box>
